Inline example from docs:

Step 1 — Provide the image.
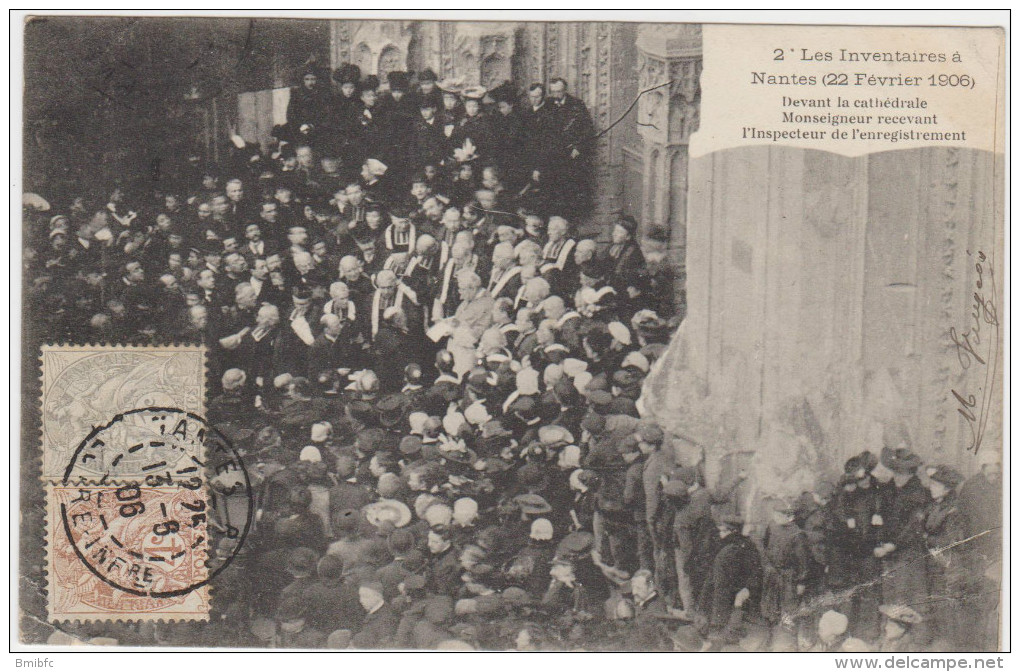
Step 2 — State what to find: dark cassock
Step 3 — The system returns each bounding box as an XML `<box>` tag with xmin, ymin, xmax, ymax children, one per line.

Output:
<box><xmin>696</xmin><ymin>517</ymin><xmax>764</xmax><ymax>645</ymax></box>
<box><xmin>237</xmin><ymin>321</ymin><xmax>283</xmax><ymax>400</ymax></box>
<box><xmin>520</xmin><ymin>94</ymin><xmax>556</xmax><ymax>186</ymax></box>
<box><xmin>213</xmin><ymin>303</ymin><xmax>257</xmax><ymax>374</ymax></box>
<box><xmin>371</xmin><ymin>315</ymin><xmax>417</xmax><ymax>393</ymax></box>
<box><xmin>276</xmin><ymin>287</ymin><xmax>322</xmax><ymax>377</ymax></box>
<box><xmin>307</xmin><ymin>319</ymin><xmax>362</xmax><ymax>381</ymax></box>
<box><xmin>545</xmin><ymin>88</ymin><xmax>597</xmax><ymax>216</ymax></box>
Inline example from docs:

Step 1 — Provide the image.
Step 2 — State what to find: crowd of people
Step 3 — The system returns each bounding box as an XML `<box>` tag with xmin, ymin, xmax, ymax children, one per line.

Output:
<box><xmin>25</xmin><ymin>65</ymin><xmax>1000</xmax><ymax>652</ymax></box>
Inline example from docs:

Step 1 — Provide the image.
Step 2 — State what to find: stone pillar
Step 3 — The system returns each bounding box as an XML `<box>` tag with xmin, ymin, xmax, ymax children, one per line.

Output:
<box><xmin>587</xmin><ymin>22</ymin><xmax>624</xmax><ymax>232</ymax></box>
<box><xmin>635</xmin><ymin>25</ymin><xmax>701</xmax><ymax>267</ymax></box>
<box><xmin>329</xmin><ymin>20</ymin><xmax>352</xmax><ymax>69</ymax></box>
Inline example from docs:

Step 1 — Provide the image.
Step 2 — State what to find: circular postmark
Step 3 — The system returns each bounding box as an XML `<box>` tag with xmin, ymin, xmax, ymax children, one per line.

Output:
<box><xmin>59</xmin><ymin>407</ymin><xmax>253</xmax><ymax>598</ymax></box>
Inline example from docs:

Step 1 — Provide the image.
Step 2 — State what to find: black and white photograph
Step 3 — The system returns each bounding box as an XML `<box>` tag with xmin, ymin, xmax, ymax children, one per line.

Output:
<box><xmin>13</xmin><ymin>11</ymin><xmax>1007</xmax><ymax>657</ymax></box>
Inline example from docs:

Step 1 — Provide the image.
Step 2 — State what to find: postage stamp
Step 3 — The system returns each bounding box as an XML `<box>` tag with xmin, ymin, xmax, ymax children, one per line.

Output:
<box><xmin>41</xmin><ymin>345</ymin><xmax>254</xmax><ymax>622</ymax></box>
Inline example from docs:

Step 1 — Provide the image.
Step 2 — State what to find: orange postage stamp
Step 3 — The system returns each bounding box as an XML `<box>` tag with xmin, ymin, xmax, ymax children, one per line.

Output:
<box><xmin>41</xmin><ymin>345</ymin><xmax>253</xmax><ymax>622</ymax></box>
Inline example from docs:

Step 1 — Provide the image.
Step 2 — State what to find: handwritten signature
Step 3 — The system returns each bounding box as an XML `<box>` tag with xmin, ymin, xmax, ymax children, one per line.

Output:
<box><xmin>949</xmin><ymin>250</ymin><xmax>999</xmax><ymax>453</ymax></box>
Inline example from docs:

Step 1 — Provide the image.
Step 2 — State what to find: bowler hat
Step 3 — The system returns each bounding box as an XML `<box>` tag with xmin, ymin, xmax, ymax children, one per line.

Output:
<box><xmin>580</xmin><ymin>411</ymin><xmax>606</xmax><ymax>435</ymax></box>
<box><xmin>356</xmin><ymin>427</ymin><xmax>388</xmax><ymax>453</ymax></box>
<box><xmin>287</xmin><ymin>547</ymin><xmax>320</xmax><ymax>576</ymax></box>
<box><xmin>844</xmin><ymin>450</ymin><xmax>878</xmax><ymax>479</ymax></box>
<box><xmin>317</xmin><ymin>554</ymin><xmax>345</xmax><ymax>581</ymax></box>
<box><xmin>403</xmin><ymin>573</ymin><xmax>427</xmax><ymax>592</ymax></box>
<box><xmin>637</xmin><ymin>419</ymin><xmax>664</xmax><ymax>445</ymax></box>
<box><xmin>399</xmin><ymin>435</ymin><xmax>423</xmax><ymax>456</ymax></box>
<box><xmin>556</xmin><ymin>530</ymin><xmax>594</xmax><ymax>558</ymax></box>
<box><xmin>880</xmin><ymin>445</ymin><xmax>921</xmax><ymax>474</ymax></box>
<box><xmin>608</xmin><ymin>397</ymin><xmax>639</xmax><ymax>417</ymax></box>
<box><xmin>418</xmin><ymin>68</ymin><xmax>438</xmax><ymax>83</ymax></box>
<box><xmin>513</xmin><ymin>493</ymin><xmax>553</xmax><ymax>516</ymax></box>
<box><xmin>926</xmin><ymin>464</ymin><xmax>964</xmax><ymax>489</ymax></box>
<box><xmin>376</xmin><ymin>394</ymin><xmax>407</xmax><ymax>428</ymax></box>
<box><xmin>612</xmin><ymin>368</ymin><xmax>641</xmax><ymax>389</ymax></box>
<box><xmin>387</xmin><ymin>71</ymin><xmax>410</xmax><ymax>91</ymax></box>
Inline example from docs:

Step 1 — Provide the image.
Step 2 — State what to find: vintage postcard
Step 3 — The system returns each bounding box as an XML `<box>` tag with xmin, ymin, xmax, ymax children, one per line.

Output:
<box><xmin>16</xmin><ymin>12</ymin><xmax>1006</xmax><ymax>653</ymax></box>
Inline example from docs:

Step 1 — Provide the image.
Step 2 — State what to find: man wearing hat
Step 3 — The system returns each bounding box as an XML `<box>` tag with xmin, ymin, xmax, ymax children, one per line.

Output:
<box><xmin>302</xmin><ymin>554</ymin><xmax>365</xmax><ymax>635</ymax></box>
<box><xmin>873</xmin><ymin>444</ymin><xmax>930</xmax><ymax>618</ymax></box>
<box><xmin>545</xmin><ymin>77</ymin><xmax>596</xmax><ymax>216</ymax></box>
<box><xmin>273</xmin><ymin>284</ymin><xmax>318</xmax><ymax>377</ymax></box>
<box><xmin>371</xmin><ymin>306</ymin><xmax>418</xmax><ymax>393</ymax></box>
<box><xmin>375</xmin><ymin>393</ymin><xmax>409</xmax><ymax>437</ymax></box>
<box><xmin>759</xmin><ymin>498</ymin><xmax>814</xmax><ymax>649</ymax></box>
<box><xmin>275</xmin><ymin>592</ymin><xmax>328</xmax><ymax>649</ymax></box>
<box><xmin>633</xmin><ymin>420</ymin><xmax>678</xmax><ymax>589</ymax></box>
<box><xmin>695</xmin><ymin>511</ymin><xmax>763</xmax><ymax>648</ymax></box>
<box><xmin>923</xmin><ymin>464</ymin><xmax>978</xmax><ymax>649</ymax></box>
<box><xmin>352</xmin><ymin>75</ymin><xmax>392</xmax><ymax>166</ymax></box>
<box><xmin>792</xmin><ymin>478</ymin><xmax>835</xmax><ymax>601</ymax></box>
<box><xmin>829</xmin><ymin>451</ymin><xmax>883</xmax><ymax>640</ymax></box>
<box><xmin>662</xmin><ymin>464</ymin><xmax>747</xmax><ymax>619</ymax></box>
